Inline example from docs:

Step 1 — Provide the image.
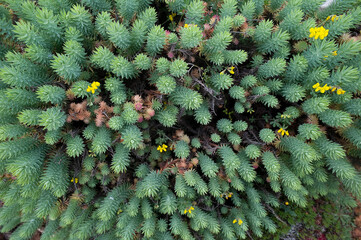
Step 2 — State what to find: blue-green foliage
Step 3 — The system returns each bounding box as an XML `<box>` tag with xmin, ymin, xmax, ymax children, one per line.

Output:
<box><xmin>0</xmin><ymin>0</ymin><xmax>360</xmax><ymax>239</ymax></box>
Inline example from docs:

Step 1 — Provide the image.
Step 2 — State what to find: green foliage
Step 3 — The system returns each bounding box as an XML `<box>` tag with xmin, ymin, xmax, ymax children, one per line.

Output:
<box><xmin>0</xmin><ymin>1</ymin><xmax>360</xmax><ymax>239</ymax></box>
<box><xmin>211</xmin><ymin>133</ymin><xmax>221</xmax><ymax>143</ymax></box>
<box><xmin>174</xmin><ymin>140</ymin><xmax>190</xmax><ymax>159</ymax></box>
<box><xmin>185</xmin><ymin>0</ymin><xmax>204</xmax><ymax>25</ymax></box>
<box><xmin>180</xmin><ymin>25</ymin><xmax>202</xmax><ymax>49</ymax></box>
<box><xmin>233</xmin><ymin>120</ymin><xmax>248</xmax><ymax>132</ymax></box>
<box><xmin>302</xmin><ymin>96</ymin><xmax>330</xmax><ymax>114</ymax></box>
<box><xmin>156</xmin><ymin>105</ymin><xmax>179</xmax><ymax>127</ymax></box>
<box><xmin>210</xmin><ymin>73</ymin><xmax>234</xmax><ymax>90</ymax></box>
<box><xmin>39</xmin><ymin>107</ymin><xmax>66</xmax><ymax>131</ymax></box>
<box><xmin>319</xmin><ymin>109</ymin><xmax>352</xmax><ymax>128</ymax></box>
<box><xmin>194</xmin><ymin>102</ymin><xmax>212</xmax><ymax>125</ymax></box>
<box><xmin>146</xmin><ymin>25</ymin><xmax>166</xmax><ymax>56</ymax></box>
<box><xmin>51</xmin><ymin>54</ymin><xmax>81</xmax><ymax>81</ymax></box>
<box><xmin>281</xmin><ymin>84</ymin><xmax>306</xmax><ymax>102</ymax></box>
<box><xmin>91</xmin><ymin>46</ymin><xmax>115</xmax><ymax>72</ymax></box>
<box><xmin>134</xmin><ymin>53</ymin><xmax>151</xmax><ymax>70</ymax></box>
<box><xmin>156</xmin><ymin>76</ymin><xmax>176</xmax><ymax>94</ymax></box>
<box><xmin>217</xmin><ymin>119</ymin><xmax>233</xmax><ymax>133</ymax></box>
<box><xmin>298</xmin><ymin>124</ymin><xmax>322</xmax><ymax>140</ymax></box>
<box><xmin>121</xmin><ymin>125</ymin><xmax>143</xmax><ymax>150</ymax></box>
<box><xmin>245</xmin><ymin>144</ymin><xmax>261</xmax><ymax>159</ymax></box>
<box><xmin>111</xmin><ymin>56</ymin><xmax>135</xmax><ymax>79</ymax></box>
<box><xmin>37</xmin><ymin>85</ymin><xmax>66</xmax><ymax>105</ymax></box>
<box><xmin>169</xmin><ymin>86</ymin><xmax>203</xmax><ymax>110</ymax></box>
<box><xmin>170</xmin><ymin>59</ymin><xmax>188</xmax><ymax>78</ymax></box>
<box><xmin>92</xmin><ymin>127</ymin><xmax>112</xmax><ymax>154</ymax></box>
<box><xmin>258</xmin><ymin>58</ymin><xmax>287</xmax><ymax>79</ymax></box>
<box><xmin>107</xmin><ymin>21</ymin><xmax>131</xmax><ymax>50</ymax></box>
<box><xmin>259</xmin><ymin>128</ymin><xmax>276</xmax><ymax>143</ymax></box>
<box><xmin>66</xmin><ymin>135</ymin><xmax>85</xmax><ymax>157</ymax></box>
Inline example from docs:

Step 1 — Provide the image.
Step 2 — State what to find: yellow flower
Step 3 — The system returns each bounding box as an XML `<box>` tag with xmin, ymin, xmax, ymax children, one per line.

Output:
<box><xmin>189</xmin><ymin>206</ymin><xmax>194</xmax><ymax>213</ymax></box>
<box><xmin>117</xmin><ymin>209</ymin><xmax>123</xmax><ymax>214</ymax></box>
<box><xmin>169</xmin><ymin>13</ymin><xmax>176</xmax><ymax>22</ymax></box>
<box><xmin>87</xmin><ymin>86</ymin><xmax>95</xmax><ymax>94</ymax></box>
<box><xmin>228</xmin><ymin>66</ymin><xmax>235</xmax><ymax>74</ymax></box>
<box><xmin>326</xmin><ymin>15</ymin><xmax>339</xmax><ymax>22</ymax></box>
<box><xmin>184</xmin><ymin>206</ymin><xmax>195</xmax><ymax>214</ymax></box>
<box><xmin>157</xmin><ymin>144</ymin><xmax>168</xmax><ymax>152</ymax></box>
<box><xmin>285</xmin><ymin>202</ymin><xmax>289</xmax><ymax>205</ymax></box>
<box><xmin>184</xmin><ymin>24</ymin><xmax>189</xmax><ymax>28</ymax></box>
<box><xmin>337</xmin><ymin>89</ymin><xmax>345</xmax><ymax>95</ymax></box>
<box><xmin>324</xmin><ymin>55</ymin><xmax>328</xmax><ymax>58</ymax></box>
<box><xmin>247</xmin><ymin>109</ymin><xmax>255</xmax><ymax>114</ymax></box>
<box><xmin>331</xmin><ymin>87</ymin><xmax>337</xmax><ymax>92</ymax></box>
<box><xmin>220</xmin><ymin>71</ymin><xmax>224</xmax><ymax>75</ymax></box>
<box><xmin>91</xmin><ymin>81</ymin><xmax>100</xmax><ymax>87</ymax></box>
<box><xmin>309</xmin><ymin>26</ymin><xmax>329</xmax><ymax>40</ymax></box>
<box><xmin>309</xmin><ymin>27</ymin><xmax>316</xmax><ymax>38</ymax></box>
<box><xmin>71</xmin><ymin>178</ymin><xmax>78</xmax><ymax>183</ymax></box>
<box><xmin>332</xmin><ymin>51</ymin><xmax>337</xmax><ymax>56</ymax></box>
<box><xmin>233</xmin><ymin>218</ymin><xmax>243</xmax><ymax>225</ymax></box>
<box><xmin>314</xmin><ymin>83</ymin><xmax>331</xmax><ymax>93</ymax></box>
<box><xmin>281</xmin><ymin>114</ymin><xmax>291</xmax><ymax>119</ymax></box>
<box><xmin>320</xmin><ymin>84</ymin><xmax>331</xmax><ymax>93</ymax></box>
<box><xmin>87</xmin><ymin>81</ymin><xmax>100</xmax><ymax>94</ymax></box>
<box><xmin>278</xmin><ymin>128</ymin><xmax>289</xmax><ymax>136</ymax></box>
<box><xmin>312</xmin><ymin>83</ymin><xmax>320</xmax><ymax>89</ymax></box>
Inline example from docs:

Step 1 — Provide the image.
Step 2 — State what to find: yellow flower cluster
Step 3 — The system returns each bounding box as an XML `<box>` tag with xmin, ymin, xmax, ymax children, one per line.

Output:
<box><xmin>233</xmin><ymin>218</ymin><xmax>243</xmax><ymax>225</ymax></box>
<box><xmin>184</xmin><ymin>206</ymin><xmax>195</xmax><ymax>214</ymax></box>
<box><xmin>169</xmin><ymin>13</ymin><xmax>176</xmax><ymax>22</ymax></box>
<box><xmin>184</xmin><ymin>24</ymin><xmax>197</xmax><ymax>28</ymax></box>
<box><xmin>312</xmin><ymin>83</ymin><xmax>330</xmax><ymax>93</ymax></box>
<box><xmin>278</xmin><ymin>128</ymin><xmax>289</xmax><ymax>136</ymax></box>
<box><xmin>157</xmin><ymin>144</ymin><xmax>168</xmax><ymax>152</ymax></box>
<box><xmin>326</xmin><ymin>15</ymin><xmax>341</xmax><ymax>22</ymax></box>
<box><xmin>309</xmin><ymin>26</ymin><xmax>329</xmax><ymax>40</ymax></box>
<box><xmin>285</xmin><ymin>202</ymin><xmax>289</xmax><ymax>206</ymax></box>
<box><xmin>280</xmin><ymin>114</ymin><xmax>291</xmax><ymax>119</ymax></box>
<box><xmin>88</xmin><ymin>149</ymin><xmax>96</xmax><ymax>157</ymax></box>
<box><xmin>220</xmin><ymin>66</ymin><xmax>235</xmax><ymax>75</ymax></box>
<box><xmin>247</xmin><ymin>109</ymin><xmax>255</xmax><ymax>114</ymax></box>
<box><xmin>86</xmin><ymin>81</ymin><xmax>100</xmax><ymax>94</ymax></box>
<box><xmin>220</xmin><ymin>192</ymin><xmax>233</xmax><ymax>199</ymax></box>
<box><xmin>333</xmin><ymin>87</ymin><xmax>346</xmax><ymax>95</ymax></box>
<box><xmin>71</xmin><ymin>177</ymin><xmax>78</xmax><ymax>183</ymax></box>
<box><xmin>324</xmin><ymin>50</ymin><xmax>337</xmax><ymax>59</ymax></box>
<box><xmin>312</xmin><ymin>83</ymin><xmax>346</xmax><ymax>95</ymax></box>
